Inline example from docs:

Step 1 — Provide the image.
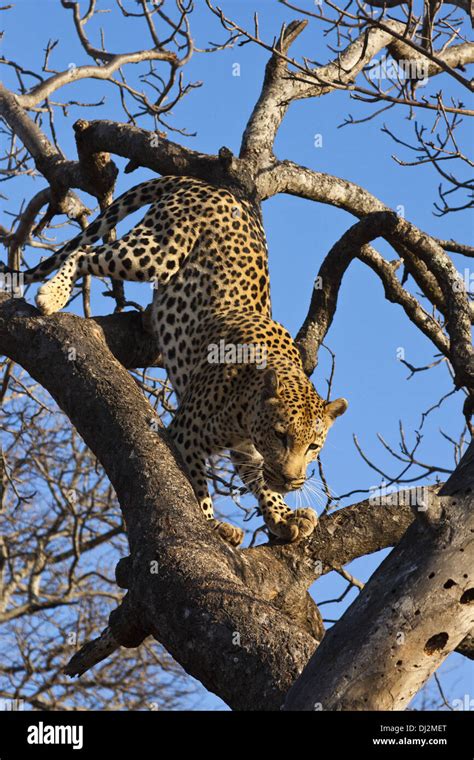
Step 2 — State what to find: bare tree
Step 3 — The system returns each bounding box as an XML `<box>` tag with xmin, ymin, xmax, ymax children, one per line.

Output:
<box><xmin>0</xmin><ymin>358</ymin><xmax>196</xmax><ymax>710</ymax></box>
<box><xmin>0</xmin><ymin>0</ymin><xmax>472</xmax><ymax>711</ymax></box>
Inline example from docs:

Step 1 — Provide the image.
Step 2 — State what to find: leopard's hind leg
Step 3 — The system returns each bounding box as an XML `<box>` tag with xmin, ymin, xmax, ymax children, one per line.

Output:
<box><xmin>35</xmin><ymin>226</ymin><xmax>191</xmax><ymax>315</ymax></box>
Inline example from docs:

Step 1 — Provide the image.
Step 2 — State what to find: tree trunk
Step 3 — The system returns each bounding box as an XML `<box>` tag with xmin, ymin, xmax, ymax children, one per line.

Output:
<box><xmin>284</xmin><ymin>443</ymin><xmax>474</xmax><ymax>710</ymax></box>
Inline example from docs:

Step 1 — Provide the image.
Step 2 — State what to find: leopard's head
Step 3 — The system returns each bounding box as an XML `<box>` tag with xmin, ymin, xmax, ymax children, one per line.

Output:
<box><xmin>250</xmin><ymin>367</ymin><xmax>347</xmax><ymax>493</ymax></box>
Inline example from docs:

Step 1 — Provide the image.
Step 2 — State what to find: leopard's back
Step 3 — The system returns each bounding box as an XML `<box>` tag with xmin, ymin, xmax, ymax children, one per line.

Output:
<box><xmin>149</xmin><ymin>178</ymin><xmax>272</xmax><ymax>394</ymax></box>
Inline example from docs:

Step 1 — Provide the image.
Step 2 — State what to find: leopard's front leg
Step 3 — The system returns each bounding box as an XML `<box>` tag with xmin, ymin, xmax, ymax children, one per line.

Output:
<box><xmin>168</xmin><ymin>423</ymin><xmax>244</xmax><ymax>547</ymax></box>
<box><xmin>231</xmin><ymin>447</ymin><xmax>317</xmax><ymax>542</ymax></box>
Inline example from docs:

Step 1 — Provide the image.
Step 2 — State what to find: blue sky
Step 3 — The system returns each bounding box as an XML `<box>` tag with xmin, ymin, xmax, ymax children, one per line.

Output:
<box><xmin>1</xmin><ymin>0</ymin><xmax>473</xmax><ymax>710</ymax></box>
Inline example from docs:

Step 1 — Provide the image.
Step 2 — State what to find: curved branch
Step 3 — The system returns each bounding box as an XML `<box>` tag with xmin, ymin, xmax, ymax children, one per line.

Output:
<box><xmin>295</xmin><ymin>238</ymin><xmax>450</xmax><ymax>375</ymax></box>
<box><xmin>295</xmin><ymin>212</ymin><xmax>474</xmax><ymax>392</ymax></box>
<box><xmin>0</xmin><ymin>188</ymin><xmax>51</xmax><ymax>269</ymax></box>
<box><xmin>256</xmin><ymin>160</ymin><xmax>474</xmax><ymax>329</ymax></box>
<box><xmin>17</xmin><ymin>51</ymin><xmax>179</xmax><ymax>110</ymax></box>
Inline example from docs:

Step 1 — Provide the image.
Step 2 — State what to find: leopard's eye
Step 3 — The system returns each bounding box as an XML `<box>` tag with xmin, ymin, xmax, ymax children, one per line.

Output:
<box><xmin>307</xmin><ymin>442</ymin><xmax>319</xmax><ymax>452</ymax></box>
<box><xmin>274</xmin><ymin>430</ymin><xmax>289</xmax><ymax>448</ymax></box>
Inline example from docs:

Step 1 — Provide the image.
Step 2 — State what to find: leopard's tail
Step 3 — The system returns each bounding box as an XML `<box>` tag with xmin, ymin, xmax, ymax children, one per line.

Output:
<box><xmin>0</xmin><ymin>177</ymin><xmax>163</xmax><ymax>284</ymax></box>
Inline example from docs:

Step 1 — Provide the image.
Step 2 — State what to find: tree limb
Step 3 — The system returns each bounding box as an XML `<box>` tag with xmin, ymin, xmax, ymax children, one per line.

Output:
<box><xmin>256</xmin><ymin>160</ymin><xmax>474</xmax><ymax>342</ymax></box>
<box><xmin>284</xmin><ymin>443</ymin><xmax>474</xmax><ymax>710</ymax></box>
<box><xmin>294</xmin><ymin>213</ymin><xmax>474</xmax><ymax>387</ymax></box>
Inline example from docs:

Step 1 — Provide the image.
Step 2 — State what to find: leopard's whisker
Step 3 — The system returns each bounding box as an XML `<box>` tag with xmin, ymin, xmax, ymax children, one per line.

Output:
<box><xmin>306</xmin><ymin>476</ymin><xmax>336</xmax><ymax>497</ymax></box>
<box><xmin>302</xmin><ymin>481</ymin><xmax>325</xmax><ymax>506</ymax></box>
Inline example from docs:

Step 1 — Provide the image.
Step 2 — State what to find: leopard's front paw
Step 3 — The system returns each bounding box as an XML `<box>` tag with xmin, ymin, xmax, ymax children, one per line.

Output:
<box><xmin>268</xmin><ymin>507</ymin><xmax>318</xmax><ymax>542</ymax></box>
<box><xmin>209</xmin><ymin>518</ymin><xmax>244</xmax><ymax>547</ymax></box>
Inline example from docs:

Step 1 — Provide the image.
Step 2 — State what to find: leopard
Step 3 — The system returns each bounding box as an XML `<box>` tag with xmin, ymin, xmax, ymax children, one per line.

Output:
<box><xmin>2</xmin><ymin>175</ymin><xmax>348</xmax><ymax>546</ymax></box>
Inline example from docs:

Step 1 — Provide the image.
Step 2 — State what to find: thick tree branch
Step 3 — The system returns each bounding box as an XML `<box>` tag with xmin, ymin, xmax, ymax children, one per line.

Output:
<box><xmin>72</xmin><ymin>119</ymin><xmax>256</xmax><ymax>195</ymax></box>
<box><xmin>240</xmin><ymin>20</ymin><xmax>416</xmax><ymax>164</ymax></box>
<box><xmin>239</xmin><ymin>19</ymin><xmax>308</xmax><ymax>165</ymax></box>
<box><xmin>0</xmin><ymin>293</ymin><xmax>322</xmax><ymax>708</ymax></box>
<box><xmin>388</xmin><ymin>40</ymin><xmax>474</xmax><ymax>78</ymax></box>
<box><xmin>284</xmin><ymin>443</ymin><xmax>474</xmax><ymax>710</ymax></box>
<box><xmin>0</xmin><ymin>297</ymin><xmax>162</xmax><ymax>369</ymax></box>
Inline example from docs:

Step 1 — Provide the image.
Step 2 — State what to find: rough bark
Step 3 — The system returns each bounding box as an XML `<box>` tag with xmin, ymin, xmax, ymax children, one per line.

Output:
<box><xmin>284</xmin><ymin>445</ymin><xmax>474</xmax><ymax>711</ymax></box>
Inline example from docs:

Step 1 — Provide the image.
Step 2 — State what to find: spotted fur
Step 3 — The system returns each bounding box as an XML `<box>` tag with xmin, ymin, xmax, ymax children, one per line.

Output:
<box><xmin>5</xmin><ymin>176</ymin><xmax>348</xmax><ymax>545</ymax></box>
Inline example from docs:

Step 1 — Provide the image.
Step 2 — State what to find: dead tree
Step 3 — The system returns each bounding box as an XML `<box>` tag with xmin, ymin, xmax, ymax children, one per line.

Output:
<box><xmin>0</xmin><ymin>1</ymin><xmax>473</xmax><ymax>710</ymax></box>
<box><xmin>0</xmin><ymin>358</ymin><xmax>194</xmax><ymax>710</ymax></box>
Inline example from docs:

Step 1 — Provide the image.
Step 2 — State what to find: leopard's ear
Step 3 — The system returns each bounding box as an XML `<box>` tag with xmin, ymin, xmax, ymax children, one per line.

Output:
<box><xmin>325</xmin><ymin>397</ymin><xmax>348</xmax><ymax>421</ymax></box>
<box><xmin>261</xmin><ymin>368</ymin><xmax>280</xmax><ymax>400</ymax></box>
